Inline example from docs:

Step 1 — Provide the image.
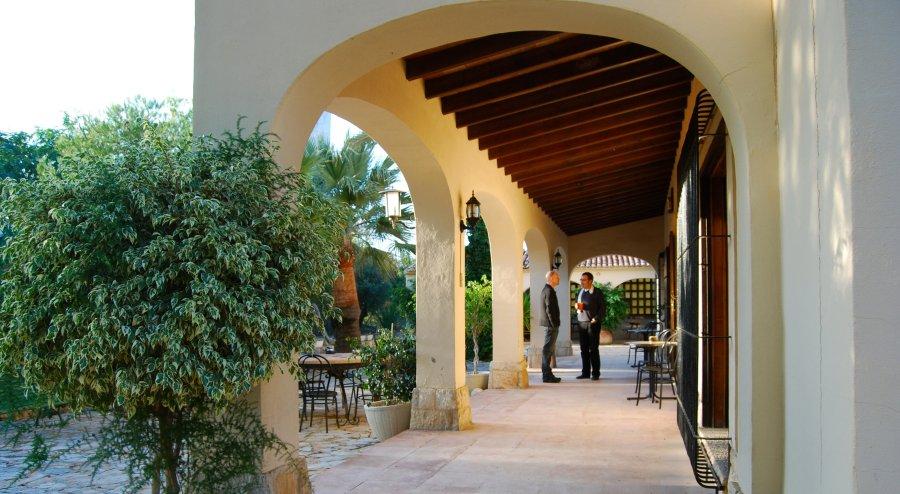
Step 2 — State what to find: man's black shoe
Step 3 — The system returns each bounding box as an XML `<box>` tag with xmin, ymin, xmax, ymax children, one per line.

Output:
<box><xmin>591</xmin><ymin>376</ymin><xmax>600</xmax><ymax>381</ymax></box>
<box><xmin>576</xmin><ymin>374</ymin><xmax>590</xmax><ymax>379</ymax></box>
<box><xmin>543</xmin><ymin>376</ymin><xmax>562</xmax><ymax>383</ymax></box>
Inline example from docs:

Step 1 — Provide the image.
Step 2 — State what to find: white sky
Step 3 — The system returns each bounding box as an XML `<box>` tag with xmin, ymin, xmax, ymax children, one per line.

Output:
<box><xmin>1</xmin><ymin>1</ymin><xmax>195</xmax><ymax>132</ymax></box>
<box><xmin>1</xmin><ymin>2</ymin><xmax>413</xmax><ymax>248</ymax></box>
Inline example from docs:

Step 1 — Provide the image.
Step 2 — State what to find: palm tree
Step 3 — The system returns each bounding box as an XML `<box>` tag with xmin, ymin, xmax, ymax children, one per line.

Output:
<box><xmin>303</xmin><ymin>133</ymin><xmax>414</xmax><ymax>351</ymax></box>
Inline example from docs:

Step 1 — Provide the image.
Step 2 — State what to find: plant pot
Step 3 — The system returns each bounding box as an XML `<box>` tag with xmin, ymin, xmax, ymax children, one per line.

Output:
<box><xmin>466</xmin><ymin>372</ymin><xmax>489</xmax><ymax>391</ymax></box>
<box><xmin>599</xmin><ymin>329</ymin><xmax>614</xmax><ymax>345</ymax></box>
<box><xmin>364</xmin><ymin>400</ymin><xmax>411</xmax><ymax>441</ymax></box>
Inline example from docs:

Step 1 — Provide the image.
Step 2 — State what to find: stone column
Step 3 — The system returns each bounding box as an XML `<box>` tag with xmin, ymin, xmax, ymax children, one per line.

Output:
<box><xmin>409</xmin><ymin>217</ymin><xmax>471</xmax><ymax>430</ymax></box>
<box><xmin>488</xmin><ymin>243</ymin><xmax>528</xmax><ymax>389</ymax></box>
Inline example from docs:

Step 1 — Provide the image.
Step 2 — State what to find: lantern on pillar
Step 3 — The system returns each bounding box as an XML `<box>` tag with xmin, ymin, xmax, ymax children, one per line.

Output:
<box><xmin>553</xmin><ymin>249</ymin><xmax>563</xmax><ymax>269</ymax></box>
<box><xmin>459</xmin><ymin>192</ymin><xmax>481</xmax><ymax>232</ymax></box>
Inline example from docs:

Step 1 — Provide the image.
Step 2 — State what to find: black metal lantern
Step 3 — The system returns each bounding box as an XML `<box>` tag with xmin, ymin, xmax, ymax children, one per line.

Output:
<box><xmin>459</xmin><ymin>191</ymin><xmax>481</xmax><ymax>232</ymax></box>
<box><xmin>553</xmin><ymin>249</ymin><xmax>563</xmax><ymax>269</ymax></box>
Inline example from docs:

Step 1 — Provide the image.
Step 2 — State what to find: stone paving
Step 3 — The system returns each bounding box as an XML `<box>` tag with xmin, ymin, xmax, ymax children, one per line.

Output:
<box><xmin>312</xmin><ymin>345</ymin><xmax>706</xmax><ymax>493</ymax></box>
<box><xmin>1</xmin><ymin>345</ymin><xmax>699</xmax><ymax>493</ymax></box>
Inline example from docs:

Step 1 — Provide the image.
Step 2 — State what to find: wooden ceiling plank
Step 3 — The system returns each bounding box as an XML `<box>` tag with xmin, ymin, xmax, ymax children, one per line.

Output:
<box><xmin>404</xmin><ymin>31</ymin><xmax>565</xmax><ymax>80</ymax></box>
<box><xmin>478</xmin><ymin>92</ymin><xmax>686</xmax><ymax>151</ymax></box>
<box><xmin>563</xmin><ymin>210</ymin><xmax>662</xmax><ymax>234</ymax></box>
<box><xmin>488</xmin><ymin>101</ymin><xmax>684</xmax><ymax>159</ymax></box>
<box><xmin>422</xmin><ymin>35</ymin><xmax>623</xmax><ymax>99</ymax></box>
<box><xmin>525</xmin><ymin>161</ymin><xmax>671</xmax><ymax>198</ymax></box>
<box><xmin>540</xmin><ymin>185</ymin><xmax>669</xmax><ymax>216</ymax></box>
<box><xmin>436</xmin><ymin>43</ymin><xmax>660</xmax><ymax>113</ymax></box>
<box><xmin>531</xmin><ymin>176</ymin><xmax>672</xmax><ymax>207</ymax></box>
<box><xmin>503</xmin><ymin>138</ymin><xmax>678</xmax><ymax>181</ymax></box>
<box><xmin>554</xmin><ymin>200</ymin><xmax>664</xmax><ymax>222</ymax></box>
<box><xmin>449</xmin><ymin>55</ymin><xmax>678</xmax><ymax>119</ymax></box>
<box><xmin>498</xmin><ymin>124</ymin><xmax>682</xmax><ymax>169</ymax></box>
<box><xmin>466</xmin><ymin>74</ymin><xmax>691</xmax><ymax>138</ymax></box>
<box><xmin>514</xmin><ymin>148</ymin><xmax>675</xmax><ymax>187</ymax></box>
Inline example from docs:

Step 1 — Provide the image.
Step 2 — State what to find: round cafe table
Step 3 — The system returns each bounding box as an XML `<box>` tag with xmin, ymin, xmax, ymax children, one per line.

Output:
<box><xmin>299</xmin><ymin>353</ymin><xmax>364</xmax><ymax>423</ymax></box>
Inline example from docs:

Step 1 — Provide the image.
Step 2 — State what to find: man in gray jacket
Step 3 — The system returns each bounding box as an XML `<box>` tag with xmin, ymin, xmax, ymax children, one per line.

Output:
<box><xmin>540</xmin><ymin>270</ymin><xmax>562</xmax><ymax>383</ymax></box>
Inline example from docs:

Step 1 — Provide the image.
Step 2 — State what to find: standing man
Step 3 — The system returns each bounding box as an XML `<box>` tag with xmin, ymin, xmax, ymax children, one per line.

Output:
<box><xmin>576</xmin><ymin>272</ymin><xmax>606</xmax><ymax>380</ymax></box>
<box><xmin>540</xmin><ymin>270</ymin><xmax>562</xmax><ymax>383</ymax></box>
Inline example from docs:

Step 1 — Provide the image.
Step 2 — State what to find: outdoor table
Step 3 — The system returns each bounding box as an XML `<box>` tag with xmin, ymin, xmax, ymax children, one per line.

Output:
<box><xmin>299</xmin><ymin>353</ymin><xmax>363</xmax><ymax>424</ymax></box>
<box><xmin>627</xmin><ymin>341</ymin><xmax>677</xmax><ymax>403</ymax></box>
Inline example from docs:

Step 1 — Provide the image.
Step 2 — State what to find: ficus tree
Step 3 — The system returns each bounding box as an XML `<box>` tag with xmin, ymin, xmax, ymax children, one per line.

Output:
<box><xmin>464</xmin><ymin>276</ymin><xmax>493</xmax><ymax>371</ymax></box>
<box><xmin>0</xmin><ymin>98</ymin><xmax>345</xmax><ymax>492</ymax></box>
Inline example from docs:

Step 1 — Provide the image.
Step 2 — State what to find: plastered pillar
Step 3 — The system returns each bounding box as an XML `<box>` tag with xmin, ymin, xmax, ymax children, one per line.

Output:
<box><xmin>488</xmin><ymin>240</ymin><xmax>528</xmax><ymax>389</ymax></box>
<box><xmin>409</xmin><ymin>209</ymin><xmax>471</xmax><ymax>431</ymax></box>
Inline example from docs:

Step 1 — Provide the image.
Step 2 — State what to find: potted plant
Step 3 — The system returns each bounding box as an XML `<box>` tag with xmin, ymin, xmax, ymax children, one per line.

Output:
<box><xmin>597</xmin><ymin>282</ymin><xmax>629</xmax><ymax>344</ymax></box>
<box><xmin>465</xmin><ymin>276</ymin><xmax>492</xmax><ymax>391</ymax></box>
<box><xmin>355</xmin><ymin>327</ymin><xmax>416</xmax><ymax>441</ymax></box>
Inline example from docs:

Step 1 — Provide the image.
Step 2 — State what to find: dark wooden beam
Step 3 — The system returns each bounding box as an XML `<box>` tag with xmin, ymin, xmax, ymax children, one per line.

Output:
<box><xmin>466</xmin><ymin>74</ymin><xmax>691</xmax><ymax>139</ymax></box>
<box><xmin>449</xmin><ymin>54</ymin><xmax>678</xmax><ymax>120</ymax></box>
<box><xmin>540</xmin><ymin>184</ymin><xmax>669</xmax><ymax>216</ymax></box>
<box><xmin>482</xmin><ymin>96</ymin><xmax>687</xmax><ymax>154</ymax></box>
<box><xmin>404</xmin><ymin>32</ymin><xmax>564</xmax><ymax>80</ymax></box>
<box><xmin>554</xmin><ymin>207</ymin><xmax>664</xmax><ymax>232</ymax></box>
<box><xmin>435</xmin><ymin>43</ymin><xmax>659</xmax><ymax>113</ymax></box>
<box><xmin>563</xmin><ymin>209</ymin><xmax>662</xmax><ymax>235</ymax></box>
<box><xmin>503</xmin><ymin>139</ymin><xmax>678</xmax><ymax>182</ymax></box>
<box><xmin>532</xmin><ymin>176</ymin><xmax>671</xmax><ymax>208</ymax></box>
<box><xmin>553</xmin><ymin>201</ymin><xmax>664</xmax><ymax>223</ymax></box>
<box><xmin>514</xmin><ymin>149</ymin><xmax>675</xmax><ymax>189</ymax></box>
<box><xmin>423</xmin><ymin>35</ymin><xmax>622</xmax><ymax>98</ymax></box>
<box><xmin>525</xmin><ymin>160</ymin><xmax>671</xmax><ymax>199</ymax></box>
<box><xmin>498</xmin><ymin>124</ymin><xmax>681</xmax><ymax>170</ymax></box>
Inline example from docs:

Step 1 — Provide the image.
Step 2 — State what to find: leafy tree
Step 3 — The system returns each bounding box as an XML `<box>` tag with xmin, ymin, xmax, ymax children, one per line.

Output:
<box><xmin>355</xmin><ymin>257</ymin><xmax>396</xmax><ymax>330</ymax></box>
<box><xmin>465</xmin><ymin>220</ymin><xmax>491</xmax><ymax>282</ymax></box>
<box><xmin>465</xmin><ymin>276</ymin><xmax>493</xmax><ymax>368</ymax></box>
<box><xmin>0</xmin><ymin>129</ymin><xmax>59</xmax><ymax>181</ymax></box>
<box><xmin>0</xmin><ymin>98</ymin><xmax>344</xmax><ymax>492</ymax></box>
<box><xmin>354</xmin><ymin>328</ymin><xmax>416</xmax><ymax>403</ymax></box>
<box><xmin>303</xmin><ymin>134</ymin><xmax>414</xmax><ymax>351</ymax></box>
<box><xmin>378</xmin><ymin>280</ymin><xmax>415</xmax><ymax>331</ymax></box>
<box><xmin>596</xmin><ymin>282</ymin><xmax>629</xmax><ymax>330</ymax></box>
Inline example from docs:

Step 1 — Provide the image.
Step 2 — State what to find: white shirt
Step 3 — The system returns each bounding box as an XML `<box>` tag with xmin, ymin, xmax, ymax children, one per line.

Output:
<box><xmin>577</xmin><ymin>287</ymin><xmax>593</xmax><ymax>322</ymax></box>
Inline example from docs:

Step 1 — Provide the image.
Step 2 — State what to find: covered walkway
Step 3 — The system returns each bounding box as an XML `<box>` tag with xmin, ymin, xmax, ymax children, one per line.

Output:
<box><xmin>312</xmin><ymin>347</ymin><xmax>703</xmax><ymax>493</ymax></box>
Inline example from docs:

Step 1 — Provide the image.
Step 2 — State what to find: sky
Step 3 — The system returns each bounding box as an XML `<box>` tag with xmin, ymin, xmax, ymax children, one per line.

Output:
<box><xmin>1</xmin><ymin>1</ymin><xmax>411</xmax><ymax>246</ymax></box>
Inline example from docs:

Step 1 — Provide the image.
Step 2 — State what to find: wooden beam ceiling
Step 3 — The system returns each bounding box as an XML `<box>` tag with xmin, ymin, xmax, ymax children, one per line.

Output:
<box><xmin>404</xmin><ymin>32</ymin><xmax>690</xmax><ymax>235</ymax></box>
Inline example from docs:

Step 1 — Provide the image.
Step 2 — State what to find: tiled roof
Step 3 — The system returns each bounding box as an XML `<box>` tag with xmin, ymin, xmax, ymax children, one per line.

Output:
<box><xmin>576</xmin><ymin>255</ymin><xmax>650</xmax><ymax>268</ymax></box>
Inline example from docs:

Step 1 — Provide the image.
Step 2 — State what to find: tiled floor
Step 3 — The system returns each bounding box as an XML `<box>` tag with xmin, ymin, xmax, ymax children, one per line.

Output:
<box><xmin>312</xmin><ymin>345</ymin><xmax>705</xmax><ymax>493</ymax></box>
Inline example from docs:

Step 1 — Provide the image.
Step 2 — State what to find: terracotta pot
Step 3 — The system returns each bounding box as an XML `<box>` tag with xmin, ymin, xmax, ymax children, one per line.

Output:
<box><xmin>364</xmin><ymin>400</ymin><xmax>411</xmax><ymax>441</ymax></box>
<box><xmin>466</xmin><ymin>372</ymin><xmax>489</xmax><ymax>391</ymax></box>
<box><xmin>599</xmin><ymin>329</ymin><xmax>614</xmax><ymax>345</ymax></box>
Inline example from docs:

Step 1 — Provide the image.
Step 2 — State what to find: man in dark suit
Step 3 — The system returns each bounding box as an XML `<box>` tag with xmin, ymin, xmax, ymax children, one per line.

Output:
<box><xmin>539</xmin><ymin>270</ymin><xmax>562</xmax><ymax>383</ymax></box>
<box><xmin>575</xmin><ymin>272</ymin><xmax>606</xmax><ymax>380</ymax></box>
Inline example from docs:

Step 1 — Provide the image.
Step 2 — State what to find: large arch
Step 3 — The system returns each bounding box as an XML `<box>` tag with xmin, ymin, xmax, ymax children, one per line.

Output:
<box><xmin>195</xmin><ymin>2</ymin><xmax>781</xmax><ymax>492</ymax></box>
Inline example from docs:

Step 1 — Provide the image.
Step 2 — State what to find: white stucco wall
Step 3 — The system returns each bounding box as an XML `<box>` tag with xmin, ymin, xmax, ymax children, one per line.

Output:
<box><xmin>776</xmin><ymin>0</ymin><xmax>900</xmax><ymax>491</ymax></box>
<box><xmin>194</xmin><ymin>1</ymin><xmax>783</xmax><ymax>491</ymax></box>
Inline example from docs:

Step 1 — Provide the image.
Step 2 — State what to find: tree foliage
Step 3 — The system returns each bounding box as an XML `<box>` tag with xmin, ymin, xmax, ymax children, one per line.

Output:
<box><xmin>0</xmin><ymin>98</ymin><xmax>345</xmax><ymax>492</ymax></box>
<box><xmin>354</xmin><ymin>328</ymin><xmax>415</xmax><ymax>403</ymax></box>
<box><xmin>465</xmin><ymin>220</ymin><xmax>491</xmax><ymax>283</ymax></box>
<box><xmin>302</xmin><ymin>134</ymin><xmax>414</xmax><ymax>350</ymax></box>
<box><xmin>0</xmin><ymin>129</ymin><xmax>59</xmax><ymax>181</ymax></box>
<box><xmin>465</xmin><ymin>276</ymin><xmax>493</xmax><ymax>368</ymax></box>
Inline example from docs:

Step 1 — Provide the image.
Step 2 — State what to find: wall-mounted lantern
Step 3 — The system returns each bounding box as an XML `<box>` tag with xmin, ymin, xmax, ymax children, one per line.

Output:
<box><xmin>553</xmin><ymin>248</ymin><xmax>563</xmax><ymax>269</ymax></box>
<box><xmin>381</xmin><ymin>188</ymin><xmax>403</xmax><ymax>225</ymax></box>
<box><xmin>459</xmin><ymin>191</ymin><xmax>482</xmax><ymax>232</ymax></box>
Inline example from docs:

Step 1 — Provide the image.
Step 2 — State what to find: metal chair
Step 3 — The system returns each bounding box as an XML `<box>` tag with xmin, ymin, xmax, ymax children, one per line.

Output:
<box><xmin>299</xmin><ymin>354</ymin><xmax>340</xmax><ymax>432</ymax></box>
<box><xmin>344</xmin><ymin>368</ymin><xmax>372</xmax><ymax>423</ymax></box>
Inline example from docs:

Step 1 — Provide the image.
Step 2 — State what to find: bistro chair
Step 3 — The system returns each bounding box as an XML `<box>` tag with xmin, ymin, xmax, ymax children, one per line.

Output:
<box><xmin>344</xmin><ymin>368</ymin><xmax>372</xmax><ymax>423</ymax></box>
<box><xmin>299</xmin><ymin>354</ymin><xmax>340</xmax><ymax>432</ymax></box>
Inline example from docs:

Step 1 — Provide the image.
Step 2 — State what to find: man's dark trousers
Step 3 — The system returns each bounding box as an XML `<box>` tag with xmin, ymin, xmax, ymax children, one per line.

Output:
<box><xmin>541</xmin><ymin>325</ymin><xmax>559</xmax><ymax>380</ymax></box>
<box><xmin>579</xmin><ymin>321</ymin><xmax>601</xmax><ymax>377</ymax></box>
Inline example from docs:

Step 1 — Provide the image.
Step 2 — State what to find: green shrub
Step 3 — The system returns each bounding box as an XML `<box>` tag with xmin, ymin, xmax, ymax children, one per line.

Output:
<box><xmin>355</xmin><ymin>328</ymin><xmax>416</xmax><ymax>403</ymax></box>
<box><xmin>0</xmin><ymin>98</ymin><xmax>344</xmax><ymax>492</ymax></box>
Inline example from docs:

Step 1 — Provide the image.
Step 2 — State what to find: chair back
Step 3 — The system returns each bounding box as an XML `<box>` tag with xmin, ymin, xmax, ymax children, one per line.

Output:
<box><xmin>299</xmin><ymin>354</ymin><xmax>333</xmax><ymax>393</ymax></box>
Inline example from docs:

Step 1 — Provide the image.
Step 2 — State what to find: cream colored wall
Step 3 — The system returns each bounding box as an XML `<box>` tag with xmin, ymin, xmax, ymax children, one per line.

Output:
<box><xmin>194</xmin><ymin>1</ymin><xmax>782</xmax><ymax>490</ymax></box>
<box><xmin>776</xmin><ymin>0</ymin><xmax>900</xmax><ymax>492</ymax></box>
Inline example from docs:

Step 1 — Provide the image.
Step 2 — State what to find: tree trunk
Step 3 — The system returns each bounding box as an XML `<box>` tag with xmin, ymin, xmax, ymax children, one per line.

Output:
<box><xmin>155</xmin><ymin>408</ymin><xmax>181</xmax><ymax>494</ymax></box>
<box><xmin>333</xmin><ymin>238</ymin><xmax>361</xmax><ymax>352</ymax></box>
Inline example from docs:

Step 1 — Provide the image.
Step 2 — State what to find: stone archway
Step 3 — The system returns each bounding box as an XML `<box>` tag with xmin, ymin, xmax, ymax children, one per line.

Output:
<box><xmin>195</xmin><ymin>2</ymin><xmax>782</xmax><ymax>491</ymax></box>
